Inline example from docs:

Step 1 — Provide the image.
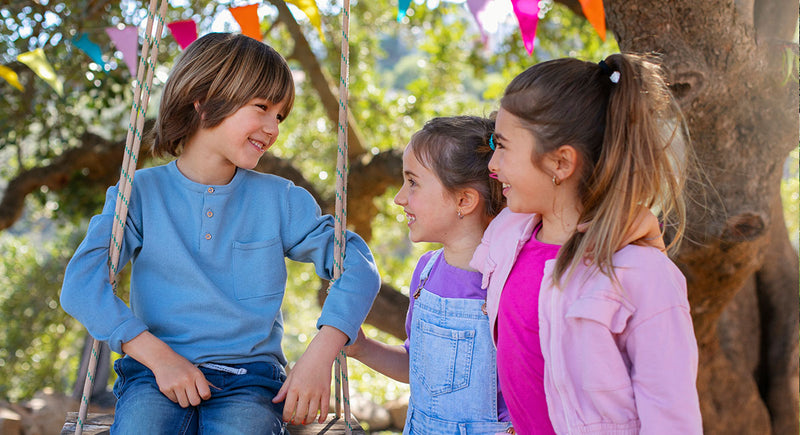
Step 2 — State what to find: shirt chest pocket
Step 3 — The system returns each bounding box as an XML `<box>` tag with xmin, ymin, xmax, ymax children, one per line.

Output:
<box><xmin>411</xmin><ymin>319</ymin><xmax>475</xmax><ymax>396</ymax></box>
<box><xmin>232</xmin><ymin>238</ymin><xmax>286</xmax><ymax>300</ymax></box>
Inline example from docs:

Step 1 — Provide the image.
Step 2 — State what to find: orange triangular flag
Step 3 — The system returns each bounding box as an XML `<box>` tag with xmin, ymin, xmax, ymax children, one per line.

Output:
<box><xmin>578</xmin><ymin>0</ymin><xmax>606</xmax><ymax>41</ymax></box>
<box><xmin>230</xmin><ymin>4</ymin><xmax>262</xmax><ymax>40</ymax></box>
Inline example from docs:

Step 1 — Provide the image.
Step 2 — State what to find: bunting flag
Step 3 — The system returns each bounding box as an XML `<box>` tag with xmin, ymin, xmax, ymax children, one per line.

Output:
<box><xmin>105</xmin><ymin>26</ymin><xmax>139</xmax><ymax>76</ymax></box>
<box><xmin>397</xmin><ymin>0</ymin><xmax>412</xmax><ymax>21</ymax></box>
<box><xmin>0</xmin><ymin>65</ymin><xmax>24</xmax><ymax>91</ymax></box>
<box><xmin>285</xmin><ymin>0</ymin><xmax>325</xmax><ymax>41</ymax></box>
<box><xmin>17</xmin><ymin>48</ymin><xmax>63</xmax><ymax>96</ymax></box>
<box><xmin>167</xmin><ymin>19</ymin><xmax>198</xmax><ymax>49</ymax></box>
<box><xmin>72</xmin><ymin>33</ymin><xmax>107</xmax><ymax>69</ymax></box>
<box><xmin>230</xmin><ymin>4</ymin><xmax>262</xmax><ymax>40</ymax></box>
<box><xmin>467</xmin><ymin>0</ymin><xmax>493</xmax><ymax>43</ymax></box>
<box><xmin>578</xmin><ymin>0</ymin><xmax>606</xmax><ymax>41</ymax></box>
<box><xmin>510</xmin><ymin>0</ymin><xmax>539</xmax><ymax>55</ymax></box>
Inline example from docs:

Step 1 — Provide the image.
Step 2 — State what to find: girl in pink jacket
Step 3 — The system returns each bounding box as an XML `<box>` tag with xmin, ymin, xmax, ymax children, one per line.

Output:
<box><xmin>470</xmin><ymin>54</ymin><xmax>703</xmax><ymax>434</ymax></box>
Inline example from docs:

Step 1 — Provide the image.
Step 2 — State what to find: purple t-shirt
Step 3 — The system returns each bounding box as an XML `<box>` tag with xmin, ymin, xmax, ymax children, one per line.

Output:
<box><xmin>496</xmin><ymin>226</ymin><xmax>560</xmax><ymax>434</ymax></box>
<box><xmin>404</xmin><ymin>250</ymin><xmax>510</xmax><ymax>422</ymax></box>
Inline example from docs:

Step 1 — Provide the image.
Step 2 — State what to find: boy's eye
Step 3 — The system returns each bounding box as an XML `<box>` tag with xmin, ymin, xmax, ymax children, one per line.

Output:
<box><xmin>255</xmin><ymin>104</ymin><xmax>268</xmax><ymax>110</ymax></box>
<box><xmin>277</xmin><ymin>114</ymin><xmax>284</xmax><ymax>122</ymax></box>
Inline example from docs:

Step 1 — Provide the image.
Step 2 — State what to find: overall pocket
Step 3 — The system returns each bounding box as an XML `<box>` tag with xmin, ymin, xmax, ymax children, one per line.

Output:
<box><xmin>232</xmin><ymin>238</ymin><xmax>285</xmax><ymax>300</ymax></box>
<box><xmin>412</xmin><ymin>319</ymin><xmax>475</xmax><ymax>396</ymax></box>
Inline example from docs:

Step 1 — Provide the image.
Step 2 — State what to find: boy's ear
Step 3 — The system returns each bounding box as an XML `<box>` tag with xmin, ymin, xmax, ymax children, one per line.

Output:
<box><xmin>193</xmin><ymin>101</ymin><xmax>204</xmax><ymax>119</ymax></box>
<box><xmin>551</xmin><ymin>145</ymin><xmax>579</xmax><ymax>181</ymax></box>
<box><xmin>456</xmin><ymin>188</ymin><xmax>481</xmax><ymax>216</ymax></box>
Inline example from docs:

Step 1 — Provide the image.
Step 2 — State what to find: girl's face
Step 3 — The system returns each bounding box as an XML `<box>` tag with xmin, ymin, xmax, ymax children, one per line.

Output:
<box><xmin>196</xmin><ymin>97</ymin><xmax>286</xmax><ymax>170</ymax></box>
<box><xmin>489</xmin><ymin>108</ymin><xmax>554</xmax><ymax>214</ymax></box>
<box><xmin>394</xmin><ymin>144</ymin><xmax>460</xmax><ymax>244</ymax></box>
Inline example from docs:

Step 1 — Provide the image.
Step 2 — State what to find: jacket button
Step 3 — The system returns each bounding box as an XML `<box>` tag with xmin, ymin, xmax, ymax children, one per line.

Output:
<box><xmin>206</xmin><ymin>210</ymin><xmax>213</xmax><ymax>218</ymax></box>
<box><xmin>205</xmin><ymin>233</ymin><xmax>212</xmax><ymax>240</ymax></box>
<box><xmin>207</xmin><ymin>187</ymin><xmax>215</xmax><ymax>193</ymax></box>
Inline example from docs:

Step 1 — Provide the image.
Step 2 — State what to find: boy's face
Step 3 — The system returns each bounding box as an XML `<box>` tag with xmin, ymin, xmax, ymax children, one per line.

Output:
<box><xmin>192</xmin><ymin>98</ymin><xmax>286</xmax><ymax>171</ymax></box>
<box><xmin>393</xmin><ymin>144</ymin><xmax>460</xmax><ymax>244</ymax></box>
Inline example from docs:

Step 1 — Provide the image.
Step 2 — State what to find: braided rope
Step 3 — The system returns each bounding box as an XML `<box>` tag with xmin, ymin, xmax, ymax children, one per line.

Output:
<box><xmin>74</xmin><ymin>1</ymin><xmax>167</xmax><ymax>433</ymax></box>
<box><xmin>332</xmin><ymin>0</ymin><xmax>352</xmax><ymax>433</ymax></box>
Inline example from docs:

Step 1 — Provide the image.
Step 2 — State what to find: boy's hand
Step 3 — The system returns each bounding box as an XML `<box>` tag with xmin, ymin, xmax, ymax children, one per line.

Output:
<box><xmin>122</xmin><ymin>331</ymin><xmax>214</xmax><ymax>408</ymax></box>
<box><xmin>150</xmin><ymin>352</ymin><xmax>213</xmax><ymax>408</ymax></box>
<box><xmin>273</xmin><ymin>326</ymin><xmax>348</xmax><ymax>424</ymax></box>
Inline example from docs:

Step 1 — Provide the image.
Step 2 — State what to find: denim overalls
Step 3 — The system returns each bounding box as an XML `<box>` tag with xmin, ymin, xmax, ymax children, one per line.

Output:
<box><xmin>404</xmin><ymin>250</ymin><xmax>513</xmax><ymax>435</ymax></box>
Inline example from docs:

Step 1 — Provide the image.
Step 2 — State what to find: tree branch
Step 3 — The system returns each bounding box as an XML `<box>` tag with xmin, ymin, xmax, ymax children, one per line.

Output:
<box><xmin>267</xmin><ymin>0</ymin><xmax>367</xmax><ymax>158</ymax></box>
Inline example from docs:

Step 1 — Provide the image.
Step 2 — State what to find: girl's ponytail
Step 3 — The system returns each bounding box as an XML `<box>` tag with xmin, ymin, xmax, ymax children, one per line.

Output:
<box><xmin>501</xmin><ymin>54</ymin><xmax>690</xmax><ymax>285</ymax></box>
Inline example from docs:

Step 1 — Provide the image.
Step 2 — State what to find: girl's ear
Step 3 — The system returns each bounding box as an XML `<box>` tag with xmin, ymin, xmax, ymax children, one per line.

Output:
<box><xmin>550</xmin><ymin>145</ymin><xmax>579</xmax><ymax>181</ymax></box>
<box><xmin>456</xmin><ymin>187</ymin><xmax>481</xmax><ymax>216</ymax></box>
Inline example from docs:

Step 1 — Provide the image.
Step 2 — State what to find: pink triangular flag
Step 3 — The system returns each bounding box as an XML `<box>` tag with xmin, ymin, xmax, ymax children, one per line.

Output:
<box><xmin>467</xmin><ymin>0</ymin><xmax>492</xmax><ymax>44</ymax></box>
<box><xmin>511</xmin><ymin>0</ymin><xmax>539</xmax><ymax>55</ymax></box>
<box><xmin>167</xmin><ymin>20</ymin><xmax>198</xmax><ymax>50</ymax></box>
<box><xmin>105</xmin><ymin>26</ymin><xmax>139</xmax><ymax>76</ymax></box>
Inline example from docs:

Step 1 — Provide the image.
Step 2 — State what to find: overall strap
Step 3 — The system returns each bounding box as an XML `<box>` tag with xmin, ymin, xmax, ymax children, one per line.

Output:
<box><xmin>414</xmin><ymin>249</ymin><xmax>442</xmax><ymax>299</ymax></box>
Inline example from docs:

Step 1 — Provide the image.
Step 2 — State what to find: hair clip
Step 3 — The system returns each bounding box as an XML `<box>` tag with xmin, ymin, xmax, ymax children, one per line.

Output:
<box><xmin>489</xmin><ymin>133</ymin><xmax>496</xmax><ymax>150</ymax></box>
<box><xmin>598</xmin><ymin>60</ymin><xmax>620</xmax><ymax>84</ymax></box>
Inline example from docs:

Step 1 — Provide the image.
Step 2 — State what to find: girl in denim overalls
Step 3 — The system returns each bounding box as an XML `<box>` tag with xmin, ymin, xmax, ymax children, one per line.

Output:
<box><xmin>347</xmin><ymin>116</ymin><xmax>513</xmax><ymax>434</ymax></box>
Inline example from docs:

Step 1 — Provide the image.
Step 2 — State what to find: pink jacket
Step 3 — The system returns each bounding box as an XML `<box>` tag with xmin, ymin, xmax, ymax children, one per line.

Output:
<box><xmin>470</xmin><ymin>208</ymin><xmax>702</xmax><ymax>434</ymax></box>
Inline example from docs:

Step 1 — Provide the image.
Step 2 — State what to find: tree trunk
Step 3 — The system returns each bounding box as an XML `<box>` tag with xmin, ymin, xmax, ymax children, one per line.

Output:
<box><xmin>606</xmin><ymin>0</ymin><xmax>799</xmax><ymax>432</ymax></box>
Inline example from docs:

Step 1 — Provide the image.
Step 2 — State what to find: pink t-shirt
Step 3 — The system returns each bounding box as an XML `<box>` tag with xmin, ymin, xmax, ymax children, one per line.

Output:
<box><xmin>496</xmin><ymin>226</ymin><xmax>560</xmax><ymax>434</ymax></box>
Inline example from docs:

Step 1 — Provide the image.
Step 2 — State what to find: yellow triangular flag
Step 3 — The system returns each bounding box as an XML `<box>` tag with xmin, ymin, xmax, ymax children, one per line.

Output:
<box><xmin>285</xmin><ymin>0</ymin><xmax>325</xmax><ymax>42</ymax></box>
<box><xmin>17</xmin><ymin>48</ymin><xmax>63</xmax><ymax>97</ymax></box>
<box><xmin>0</xmin><ymin>65</ymin><xmax>23</xmax><ymax>91</ymax></box>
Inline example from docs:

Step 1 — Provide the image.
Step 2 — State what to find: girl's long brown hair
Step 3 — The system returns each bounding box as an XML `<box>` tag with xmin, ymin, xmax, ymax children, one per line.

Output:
<box><xmin>501</xmin><ymin>53</ymin><xmax>690</xmax><ymax>284</ymax></box>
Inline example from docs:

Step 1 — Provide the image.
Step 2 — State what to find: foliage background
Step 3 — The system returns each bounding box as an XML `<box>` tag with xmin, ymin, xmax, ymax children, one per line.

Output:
<box><xmin>0</xmin><ymin>1</ymin><xmax>797</xmax><ymax>432</ymax></box>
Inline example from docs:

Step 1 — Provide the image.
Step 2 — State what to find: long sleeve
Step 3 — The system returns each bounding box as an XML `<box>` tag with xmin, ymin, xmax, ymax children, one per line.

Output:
<box><xmin>60</xmin><ymin>185</ymin><xmax>148</xmax><ymax>353</ymax></box>
<box><xmin>626</xmin><ymin>305</ymin><xmax>703</xmax><ymax>434</ymax></box>
<box><xmin>280</xmin><ymin>183</ymin><xmax>380</xmax><ymax>345</ymax></box>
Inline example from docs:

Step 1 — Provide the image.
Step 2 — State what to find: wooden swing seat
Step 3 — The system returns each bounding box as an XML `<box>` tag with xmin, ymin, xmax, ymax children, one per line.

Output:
<box><xmin>61</xmin><ymin>412</ymin><xmax>365</xmax><ymax>434</ymax></box>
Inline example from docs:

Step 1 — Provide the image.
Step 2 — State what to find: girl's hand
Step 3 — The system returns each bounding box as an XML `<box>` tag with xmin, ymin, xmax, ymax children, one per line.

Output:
<box><xmin>121</xmin><ymin>331</ymin><xmax>214</xmax><ymax>408</ymax></box>
<box><xmin>624</xmin><ymin>206</ymin><xmax>665</xmax><ymax>251</ymax></box>
<box><xmin>344</xmin><ymin>328</ymin><xmax>368</xmax><ymax>360</ymax></box>
<box><xmin>273</xmin><ymin>326</ymin><xmax>348</xmax><ymax>425</ymax></box>
<box><xmin>577</xmin><ymin>206</ymin><xmax>665</xmax><ymax>252</ymax></box>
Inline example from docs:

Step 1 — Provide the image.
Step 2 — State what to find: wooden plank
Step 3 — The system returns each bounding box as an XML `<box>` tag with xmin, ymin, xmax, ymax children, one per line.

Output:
<box><xmin>61</xmin><ymin>412</ymin><xmax>365</xmax><ymax>434</ymax></box>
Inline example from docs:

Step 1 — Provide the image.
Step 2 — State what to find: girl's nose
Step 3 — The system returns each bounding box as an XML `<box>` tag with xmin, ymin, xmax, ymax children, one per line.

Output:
<box><xmin>393</xmin><ymin>187</ymin><xmax>407</xmax><ymax>206</ymax></box>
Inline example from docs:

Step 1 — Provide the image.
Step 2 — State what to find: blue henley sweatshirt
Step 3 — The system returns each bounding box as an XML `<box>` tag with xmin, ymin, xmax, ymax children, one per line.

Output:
<box><xmin>61</xmin><ymin>160</ymin><xmax>380</xmax><ymax>366</ymax></box>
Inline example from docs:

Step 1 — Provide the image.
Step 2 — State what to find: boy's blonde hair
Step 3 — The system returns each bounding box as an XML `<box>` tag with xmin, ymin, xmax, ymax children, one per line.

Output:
<box><xmin>153</xmin><ymin>33</ymin><xmax>295</xmax><ymax>157</ymax></box>
<box><xmin>501</xmin><ymin>53</ymin><xmax>690</xmax><ymax>283</ymax></box>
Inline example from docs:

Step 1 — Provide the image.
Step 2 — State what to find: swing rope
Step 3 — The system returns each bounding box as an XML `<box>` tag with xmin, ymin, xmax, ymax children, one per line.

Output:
<box><xmin>74</xmin><ymin>0</ymin><xmax>167</xmax><ymax>433</ymax></box>
<box><xmin>74</xmin><ymin>1</ymin><xmax>354</xmax><ymax>434</ymax></box>
<box><xmin>332</xmin><ymin>0</ymin><xmax>353</xmax><ymax>432</ymax></box>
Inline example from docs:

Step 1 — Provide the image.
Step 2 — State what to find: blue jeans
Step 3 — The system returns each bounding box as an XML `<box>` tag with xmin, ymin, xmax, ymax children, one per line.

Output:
<box><xmin>111</xmin><ymin>357</ymin><xmax>286</xmax><ymax>435</ymax></box>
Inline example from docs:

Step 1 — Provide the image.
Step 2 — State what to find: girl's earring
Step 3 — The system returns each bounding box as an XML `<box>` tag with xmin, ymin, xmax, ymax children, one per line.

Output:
<box><xmin>457</xmin><ymin>208</ymin><xmax>464</xmax><ymax>219</ymax></box>
<box><xmin>552</xmin><ymin>175</ymin><xmax>562</xmax><ymax>186</ymax></box>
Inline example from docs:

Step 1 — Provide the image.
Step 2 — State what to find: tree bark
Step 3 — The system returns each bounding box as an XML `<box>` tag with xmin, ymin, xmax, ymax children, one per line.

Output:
<box><xmin>606</xmin><ymin>0</ymin><xmax>799</xmax><ymax>432</ymax></box>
